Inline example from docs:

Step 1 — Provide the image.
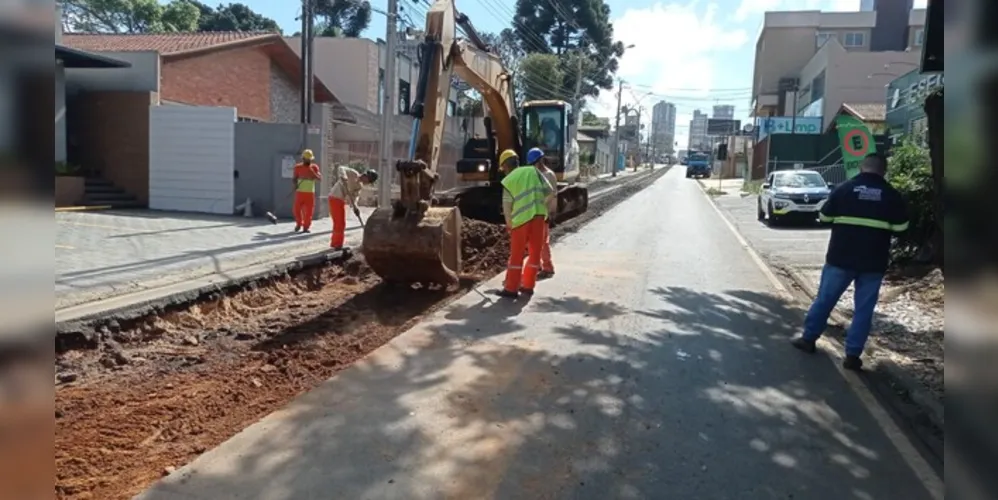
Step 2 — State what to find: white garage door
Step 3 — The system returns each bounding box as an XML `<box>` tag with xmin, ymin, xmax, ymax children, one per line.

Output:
<box><xmin>149</xmin><ymin>105</ymin><xmax>236</xmax><ymax>214</ymax></box>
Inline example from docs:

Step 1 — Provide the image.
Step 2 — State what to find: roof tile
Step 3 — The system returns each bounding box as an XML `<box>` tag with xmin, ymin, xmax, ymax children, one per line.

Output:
<box><xmin>61</xmin><ymin>32</ymin><xmax>276</xmax><ymax>55</ymax></box>
<box><xmin>842</xmin><ymin>102</ymin><xmax>887</xmax><ymax>122</ymax></box>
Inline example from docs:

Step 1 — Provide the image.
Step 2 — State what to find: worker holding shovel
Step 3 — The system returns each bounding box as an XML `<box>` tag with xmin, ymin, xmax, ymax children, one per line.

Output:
<box><xmin>292</xmin><ymin>149</ymin><xmax>322</xmax><ymax>233</ymax></box>
<box><xmin>328</xmin><ymin>164</ymin><xmax>379</xmax><ymax>250</ymax></box>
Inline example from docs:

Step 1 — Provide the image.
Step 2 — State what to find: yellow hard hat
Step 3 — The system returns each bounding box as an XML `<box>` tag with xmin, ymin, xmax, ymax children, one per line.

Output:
<box><xmin>302</xmin><ymin>149</ymin><xmax>314</xmax><ymax>160</ymax></box>
<box><xmin>499</xmin><ymin>149</ymin><xmax>518</xmax><ymax>166</ymax></box>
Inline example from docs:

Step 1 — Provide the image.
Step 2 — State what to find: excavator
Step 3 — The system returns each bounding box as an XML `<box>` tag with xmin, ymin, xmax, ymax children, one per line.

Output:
<box><xmin>362</xmin><ymin>0</ymin><xmax>588</xmax><ymax>287</ymax></box>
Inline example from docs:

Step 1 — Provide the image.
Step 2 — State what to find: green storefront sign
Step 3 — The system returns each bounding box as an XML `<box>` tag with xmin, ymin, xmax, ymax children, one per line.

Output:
<box><xmin>836</xmin><ymin>115</ymin><xmax>877</xmax><ymax>179</ymax></box>
<box><xmin>885</xmin><ymin>70</ymin><xmax>944</xmax><ymax>142</ymax></box>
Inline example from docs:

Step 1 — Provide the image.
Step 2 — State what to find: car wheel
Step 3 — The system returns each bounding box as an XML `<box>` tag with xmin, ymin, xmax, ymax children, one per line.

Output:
<box><xmin>767</xmin><ymin>201</ymin><xmax>780</xmax><ymax>226</ymax></box>
<box><xmin>757</xmin><ymin>200</ymin><xmax>765</xmax><ymax>221</ymax></box>
<box><xmin>704</xmin><ymin>172</ymin><xmax>711</xmax><ymax>179</ymax></box>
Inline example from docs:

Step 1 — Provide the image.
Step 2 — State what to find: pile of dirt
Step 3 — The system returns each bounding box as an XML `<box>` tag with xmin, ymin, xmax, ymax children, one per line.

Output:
<box><xmin>461</xmin><ymin>219</ymin><xmax>510</xmax><ymax>277</ymax></box>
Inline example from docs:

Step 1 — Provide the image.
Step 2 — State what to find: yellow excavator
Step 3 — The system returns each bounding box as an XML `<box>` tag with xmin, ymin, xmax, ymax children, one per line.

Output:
<box><xmin>362</xmin><ymin>0</ymin><xmax>588</xmax><ymax>287</ymax></box>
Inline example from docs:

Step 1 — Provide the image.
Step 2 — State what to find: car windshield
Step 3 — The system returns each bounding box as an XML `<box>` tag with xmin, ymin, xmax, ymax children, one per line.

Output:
<box><xmin>774</xmin><ymin>172</ymin><xmax>826</xmax><ymax>188</ymax></box>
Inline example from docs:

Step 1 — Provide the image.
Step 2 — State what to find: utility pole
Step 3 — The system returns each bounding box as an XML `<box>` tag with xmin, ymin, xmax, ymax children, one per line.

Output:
<box><xmin>298</xmin><ymin>0</ymin><xmax>310</xmax><ymax>134</ymax></box>
<box><xmin>611</xmin><ymin>79</ymin><xmax>623</xmax><ymax>177</ymax></box>
<box><xmin>790</xmin><ymin>82</ymin><xmax>799</xmax><ymax>134</ymax></box>
<box><xmin>377</xmin><ymin>0</ymin><xmax>399</xmax><ymax>208</ymax></box>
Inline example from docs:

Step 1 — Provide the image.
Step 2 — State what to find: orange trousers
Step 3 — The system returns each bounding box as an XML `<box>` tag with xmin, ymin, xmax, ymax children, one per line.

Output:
<box><xmin>504</xmin><ymin>216</ymin><xmax>546</xmax><ymax>293</ymax></box>
<box><xmin>293</xmin><ymin>191</ymin><xmax>315</xmax><ymax>230</ymax></box>
<box><xmin>525</xmin><ymin>220</ymin><xmax>554</xmax><ymax>273</ymax></box>
<box><xmin>328</xmin><ymin>196</ymin><xmax>347</xmax><ymax>248</ymax></box>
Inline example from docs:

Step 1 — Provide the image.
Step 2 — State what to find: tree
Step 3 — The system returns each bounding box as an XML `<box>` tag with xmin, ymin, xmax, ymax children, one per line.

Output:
<box><xmin>60</xmin><ymin>0</ymin><xmax>200</xmax><ymax>33</ymax></box>
<box><xmin>581</xmin><ymin>110</ymin><xmax>608</xmax><ymax>126</ymax></box>
<box><xmin>189</xmin><ymin>1</ymin><xmax>281</xmax><ymax>33</ymax></box>
<box><xmin>312</xmin><ymin>0</ymin><xmax>371</xmax><ymax>37</ymax></box>
<box><xmin>512</xmin><ymin>0</ymin><xmax>625</xmax><ymax>101</ymax></box>
<box><xmin>480</xmin><ymin>29</ymin><xmax>524</xmax><ymax>73</ymax></box>
<box><xmin>518</xmin><ymin>53</ymin><xmax>564</xmax><ymax>102</ymax></box>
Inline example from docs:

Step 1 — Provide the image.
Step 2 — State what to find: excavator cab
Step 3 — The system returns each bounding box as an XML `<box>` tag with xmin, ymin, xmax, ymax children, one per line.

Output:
<box><xmin>521</xmin><ymin>100</ymin><xmax>575</xmax><ymax>178</ymax></box>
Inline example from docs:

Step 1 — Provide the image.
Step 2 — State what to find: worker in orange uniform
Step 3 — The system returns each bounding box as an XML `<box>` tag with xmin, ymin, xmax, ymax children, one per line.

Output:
<box><xmin>497</xmin><ymin>147</ymin><xmax>554</xmax><ymax>299</ymax></box>
<box><xmin>536</xmin><ymin>153</ymin><xmax>558</xmax><ymax>279</ymax></box>
<box><xmin>293</xmin><ymin>149</ymin><xmax>321</xmax><ymax>233</ymax></box>
<box><xmin>328</xmin><ymin>164</ymin><xmax>379</xmax><ymax>250</ymax></box>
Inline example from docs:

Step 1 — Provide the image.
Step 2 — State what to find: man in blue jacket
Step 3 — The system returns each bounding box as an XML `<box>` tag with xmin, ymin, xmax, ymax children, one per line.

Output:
<box><xmin>790</xmin><ymin>153</ymin><xmax>909</xmax><ymax>371</ymax></box>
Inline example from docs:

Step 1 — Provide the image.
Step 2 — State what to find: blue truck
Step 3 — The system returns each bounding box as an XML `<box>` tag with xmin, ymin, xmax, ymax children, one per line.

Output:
<box><xmin>685</xmin><ymin>152</ymin><xmax>711</xmax><ymax>178</ymax></box>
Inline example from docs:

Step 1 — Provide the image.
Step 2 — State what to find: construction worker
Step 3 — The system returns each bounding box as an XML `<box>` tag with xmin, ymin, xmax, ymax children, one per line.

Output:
<box><xmin>293</xmin><ymin>149</ymin><xmax>322</xmax><ymax>233</ymax></box>
<box><xmin>498</xmin><ymin>147</ymin><xmax>554</xmax><ymax>299</ymax></box>
<box><xmin>790</xmin><ymin>153</ymin><xmax>909</xmax><ymax>371</ymax></box>
<box><xmin>328</xmin><ymin>164</ymin><xmax>379</xmax><ymax>250</ymax></box>
<box><xmin>535</xmin><ymin>152</ymin><xmax>558</xmax><ymax>279</ymax></box>
<box><xmin>499</xmin><ymin>148</ymin><xmax>518</xmax><ymax>175</ymax></box>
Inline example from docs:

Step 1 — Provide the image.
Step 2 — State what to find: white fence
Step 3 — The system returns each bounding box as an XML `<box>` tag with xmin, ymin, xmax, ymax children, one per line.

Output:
<box><xmin>149</xmin><ymin>106</ymin><xmax>236</xmax><ymax>214</ymax></box>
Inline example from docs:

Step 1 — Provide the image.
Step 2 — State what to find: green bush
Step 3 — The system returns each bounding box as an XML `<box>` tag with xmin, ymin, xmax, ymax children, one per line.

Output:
<box><xmin>887</xmin><ymin>138</ymin><xmax>935</xmax><ymax>263</ymax></box>
<box><xmin>55</xmin><ymin>161</ymin><xmax>82</xmax><ymax>176</ymax></box>
<box><xmin>742</xmin><ymin>180</ymin><xmax>763</xmax><ymax>195</ymax></box>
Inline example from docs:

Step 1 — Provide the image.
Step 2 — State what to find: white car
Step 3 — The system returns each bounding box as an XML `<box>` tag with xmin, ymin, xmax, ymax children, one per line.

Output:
<box><xmin>757</xmin><ymin>170</ymin><xmax>834</xmax><ymax>225</ymax></box>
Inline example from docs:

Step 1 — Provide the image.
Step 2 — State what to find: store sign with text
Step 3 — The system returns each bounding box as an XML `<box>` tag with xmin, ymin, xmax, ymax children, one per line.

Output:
<box><xmin>755</xmin><ymin>116</ymin><xmax>823</xmax><ymax>140</ymax></box>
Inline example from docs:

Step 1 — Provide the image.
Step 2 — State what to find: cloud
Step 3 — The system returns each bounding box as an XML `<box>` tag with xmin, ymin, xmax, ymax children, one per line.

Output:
<box><xmin>735</xmin><ymin>0</ymin><xmax>784</xmax><ymax>22</ymax></box>
<box><xmin>588</xmin><ymin>1</ymin><xmax>748</xmax><ymax>151</ymax></box>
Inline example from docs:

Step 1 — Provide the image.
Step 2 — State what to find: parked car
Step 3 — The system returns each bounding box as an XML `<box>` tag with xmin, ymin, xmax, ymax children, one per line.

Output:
<box><xmin>757</xmin><ymin>170</ymin><xmax>834</xmax><ymax>225</ymax></box>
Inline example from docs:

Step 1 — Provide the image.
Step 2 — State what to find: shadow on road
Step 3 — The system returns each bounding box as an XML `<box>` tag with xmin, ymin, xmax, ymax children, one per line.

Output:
<box><xmin>142</xmin><ymin>287</ymin><xmax>925</xmax><ymax>500</ymax></box>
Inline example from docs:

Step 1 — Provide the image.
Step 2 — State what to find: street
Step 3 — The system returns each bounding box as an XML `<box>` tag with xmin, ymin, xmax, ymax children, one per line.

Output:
<box><xmin>138</xmin><ymin>167</ymin><xmax>936</xmax><ymax>500</ymax></box>
<box><xmin>713</xmin><ymin>190</ymin><xmax>831</xmax><ymax>271</ymax></box>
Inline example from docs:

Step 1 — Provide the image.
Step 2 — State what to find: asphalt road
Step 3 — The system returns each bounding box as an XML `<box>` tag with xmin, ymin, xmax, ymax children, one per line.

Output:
<box><xmin>137</xmin><ymin>167</ymin><xmax>935</xmax><ymax>500</ymax></box>
<box><xmin>713</xmin><ymin>192</ymin><xmax>830</xmax><ymax>271</ymax></box>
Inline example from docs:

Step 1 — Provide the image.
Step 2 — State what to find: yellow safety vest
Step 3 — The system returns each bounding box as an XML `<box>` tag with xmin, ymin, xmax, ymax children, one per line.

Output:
<box><xmin>501</xmin><ymin>166</ymin><xmax>550</xmax><ymax>228</ymax></box>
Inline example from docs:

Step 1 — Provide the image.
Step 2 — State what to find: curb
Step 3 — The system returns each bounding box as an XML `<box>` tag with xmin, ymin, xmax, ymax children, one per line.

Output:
<box><xmin>55</xmin><ymin>249</ymin><xmax>349</xmax><ymax>336</ymax></box>
<box><xmin>55</xmin><ymin>205</ymin><xmax>112</xmax><ymax>212</ymax></box>
<box><xmin>781</xmin><ymin>266</ymin><xmax>944</xmax><ymax>430</ymax></box>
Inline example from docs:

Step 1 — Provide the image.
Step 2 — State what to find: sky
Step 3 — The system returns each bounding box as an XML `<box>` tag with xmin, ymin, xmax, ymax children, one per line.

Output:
<box><xmin>238</xmin><ymin>0</ymin><xmax>926</xmax><ymax>149</ymax></box>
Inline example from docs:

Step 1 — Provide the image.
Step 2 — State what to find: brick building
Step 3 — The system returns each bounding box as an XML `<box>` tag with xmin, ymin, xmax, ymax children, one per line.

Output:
<box><xmin>59</xmin><ymin>32</ymin><xmax>341</xmax><ymax>206</ymax></box>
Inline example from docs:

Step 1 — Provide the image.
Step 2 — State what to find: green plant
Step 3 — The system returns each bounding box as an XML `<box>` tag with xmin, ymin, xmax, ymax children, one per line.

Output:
<box><xmin>55</xmin><ymin>161</ymin><xmax>82</xmax><ymax>176</ymax></box>
<box><xmin>887</xmin><ymin>138</ymin><xmax>935</xmax><ymax>264</ymax></box>
<box><xmin>742</xmin><ymin>180</ymin><xmax>763</xmax><ymax>195</ymax></box>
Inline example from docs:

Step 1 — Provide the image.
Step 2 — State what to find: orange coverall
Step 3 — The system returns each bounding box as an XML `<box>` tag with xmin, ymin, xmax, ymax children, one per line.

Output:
<box><xmin>292</xmin><ymin>162</ymin><xmax>321</xmax><ymax>230</ymax></box>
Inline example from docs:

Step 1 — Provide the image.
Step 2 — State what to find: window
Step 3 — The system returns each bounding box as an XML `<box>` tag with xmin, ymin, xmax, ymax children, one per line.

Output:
<box><xmin>913</xmin><ymin>28</ymin><xmax>924</xmax><ymax>46</ymax></box>
<box><xmin>843</xmin><ymin>32</ymin><xmax>865</xmax><ymax>47</ymax></box>
<box><xmin>523</xmin><ymin>105</ymin><xmax>566</xmax><ymax>152</ymax></box>
<box><xmin>774</xmin><ymin>171</ymin><xmax>826</xmax><ymax>188</ymax></box>
<box><xmin>816</xmin><ymin>32</ymin><xmax>836</xmax><ymax>49</ymax></box>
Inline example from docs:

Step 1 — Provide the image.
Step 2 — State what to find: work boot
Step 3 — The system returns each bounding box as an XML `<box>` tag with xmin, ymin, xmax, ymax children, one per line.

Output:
<box><xmin>537</xmin><ymin>270</ymin><xmax>554</xmax><ymax>280</ymax></box>
<box><xmin>496</xmin><ymin>289</ymin><xmax>518</xmax><ymax>299</ymax></box>
<box><xmin>843</xmin><ymin>355</ymin><xmax>863</xmax><ymax>371</ymax></box>
<box><xmin>789</xmin><ymin>336</ymin><xmax>817</xmax><ymax>354</ymax></box>
<box><xmin>294</xmin><ymin>224</ymin><xmax>302</xmax><ymax>233</ymax></box>
<box><xmin>518</xmin><ymin>287</ymin><xmax>534</xmax><ymax>297</ymax></box>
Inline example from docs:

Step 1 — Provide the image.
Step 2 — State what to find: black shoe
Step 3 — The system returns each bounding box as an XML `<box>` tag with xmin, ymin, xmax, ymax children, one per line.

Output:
<box><xmin>518</xmin><ymin>287</ymin><xmax>534</xmax><ymax>297</ymax></box>
<box><xmin>302</xmin><ymin>228</ymin><xmax>311</xmax><ymax>234</ymax></box>
<box><xmin>537</xmin><ymin>270</ymin><xmax>554</xmax><ymax>280</ymax></box>
<box><xmin>789</xmin><ymin>336</ymin><xmax>817</xmax><ymax>354</ymax></box>
<box><xmin>294</xmin><ymin>225</ymin><xmax>302</xmax><ymax>233</ymax></box>
<box><xmin>843</xmin><ymin>355</ymin><xmax>863</xmax><ymax>371</ymax></box>
<box><xmin>496</xmin><ymin>289</ymin><xmax>518</xmax><ymax>299</ymax></box>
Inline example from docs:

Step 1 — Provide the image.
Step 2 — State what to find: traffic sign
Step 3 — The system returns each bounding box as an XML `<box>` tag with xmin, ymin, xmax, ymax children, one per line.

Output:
<box><xmin>843</xmin><ymin>128</ymin><xmax>870</xmax><ymax>156</ymax></box>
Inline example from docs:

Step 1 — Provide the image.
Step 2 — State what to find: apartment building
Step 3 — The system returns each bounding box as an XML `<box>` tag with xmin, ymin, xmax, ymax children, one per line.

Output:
<box><xmin>688</xmin><ymin>110</ymin><xmax>708</xmax><ymax>151</ymax></box>
<box><xmin>751</xmin><ymin>0</ymin><xmax>925</xmax><ymax>120</ymax></box>
<box><xmin>712</xmin><ymin>105</ymin><xmax>734</xmax><ymax>119</ymax></box>
<box><xmin>651</xmin><ymin>101</ymin><xmax>677</xmax><ymax>154</ymax></box>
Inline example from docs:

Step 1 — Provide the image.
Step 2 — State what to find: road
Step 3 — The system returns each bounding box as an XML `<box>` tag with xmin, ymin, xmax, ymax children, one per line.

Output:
<box><xmin>713</xmin><ymin>192</ymin><xmax>830</xmax><ymax>271</ymax></box>
<box><xmin>137</xmin><ymin>167</ymin><xmax>936</xmax><ymax>500</ymax></box>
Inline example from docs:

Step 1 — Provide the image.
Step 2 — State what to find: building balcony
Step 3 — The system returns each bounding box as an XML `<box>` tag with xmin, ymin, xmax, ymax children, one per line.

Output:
<box><xmin>752</xmin><ymin>93</ymin><xmax>779</xmax><ymax>116</ymax></box>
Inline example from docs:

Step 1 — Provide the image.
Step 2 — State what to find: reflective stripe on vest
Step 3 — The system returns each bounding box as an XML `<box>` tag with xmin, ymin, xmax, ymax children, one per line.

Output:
<box><xmin>501</xmin><ymin>166</ymin><xmax>549</xmax><ymax>228</ymax></box>
<box><xmin>820</xmin><ymin>214</ymin><xmax>908</xmax><ymax>232</ymax></box>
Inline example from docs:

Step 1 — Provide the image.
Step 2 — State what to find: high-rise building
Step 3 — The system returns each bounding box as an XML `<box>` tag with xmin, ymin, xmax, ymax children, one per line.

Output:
<box><xmin>712</xmin><ymin>105</ymin><xmax>735</xmax><ymax>119</ymax></box>
<box><xmin>688</xmin><ymin>110</ymin><xmax>708</xmax><ymax>151</ymax></box>
<box><xmin>651</xmin><ymin>101</ymin><xmax>677</xmax><ymax>155</ymax></box>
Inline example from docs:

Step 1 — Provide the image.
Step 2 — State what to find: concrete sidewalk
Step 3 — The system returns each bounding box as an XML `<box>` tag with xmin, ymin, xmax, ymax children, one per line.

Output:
<box><xmin>56</xmin><ymin>207</ymin><xmax>374</xmax><ymax>318</ymax></box>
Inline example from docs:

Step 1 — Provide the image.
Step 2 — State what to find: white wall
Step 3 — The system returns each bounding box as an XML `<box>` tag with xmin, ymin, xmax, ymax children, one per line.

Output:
<box><xmin>149</xmin><ymin>106</ymin><xmax>236</xmax><ymax>214</ymax></box>
<box><xmin>64</xmin><ymin>51</ymin><xmax>160</xmax><ymax>94</ymax></box>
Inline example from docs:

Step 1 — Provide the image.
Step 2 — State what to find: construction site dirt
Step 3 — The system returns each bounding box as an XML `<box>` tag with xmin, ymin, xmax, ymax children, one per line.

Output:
<box><xmin>54</xmin><ymin>167</ymin><xmax>670</xmax><ymax>500</ymax></box>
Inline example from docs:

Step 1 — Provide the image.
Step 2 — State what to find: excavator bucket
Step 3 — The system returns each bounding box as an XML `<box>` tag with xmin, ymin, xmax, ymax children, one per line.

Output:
<box><xmin>362</xmin><ymin>205</ymin><xmax>463</xmax><ymax>287</ymax></box>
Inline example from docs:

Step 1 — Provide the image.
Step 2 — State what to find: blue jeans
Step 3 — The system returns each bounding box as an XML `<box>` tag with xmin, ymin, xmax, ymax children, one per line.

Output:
<box><xmin>802</xmin><ymin>264</ymin><xmax>884</xmax><ymax>357</ymax></box>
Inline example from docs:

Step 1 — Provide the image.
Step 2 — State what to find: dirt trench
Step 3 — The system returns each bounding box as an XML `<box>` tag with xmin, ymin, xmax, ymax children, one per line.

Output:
<box><xmin>53</xmin><ymin>168</ymin><xmax>668</xmax><ymax>500</ymax></box>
